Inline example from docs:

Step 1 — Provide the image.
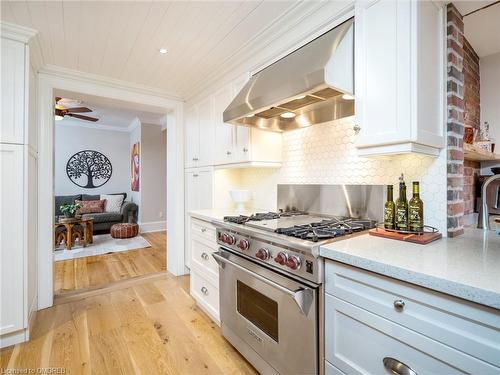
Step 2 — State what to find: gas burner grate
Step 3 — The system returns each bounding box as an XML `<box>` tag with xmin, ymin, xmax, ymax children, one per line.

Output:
<box><xmin>224</xmin><ymin>211</ymin><xmax>307</xmax><ymax>224</ymax></box>
<box><xmin>275</xmin><ymin>217</ymin><xmax>377</xmax><ymax>242</ymax></box>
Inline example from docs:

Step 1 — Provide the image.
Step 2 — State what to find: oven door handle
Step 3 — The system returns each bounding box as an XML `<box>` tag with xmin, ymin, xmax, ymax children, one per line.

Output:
<box><xmin>212</xmin><ymin>252</ymin><xmax>314</xmax><ymax>316</ymax></box>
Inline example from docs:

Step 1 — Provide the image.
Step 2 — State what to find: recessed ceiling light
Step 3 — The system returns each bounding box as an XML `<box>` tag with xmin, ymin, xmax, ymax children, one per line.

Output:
<box><xmin>159</xmin><ymin>48</ymin><xmax>168</xmax><ymax>54</ymax></box>
<box><xmin>280</xmin><ymin>112</ymin><xmax>296</xmax><ymax>119</ymax></box>
<box><xmin>296</xmin><ymin>95</ymin><xmax>306</xmax><ymax>100</ymax></box>
<box><xmin>342</xmin><ymin>93</ymin><xmax>355</xmax><ymax>100</ymax></box>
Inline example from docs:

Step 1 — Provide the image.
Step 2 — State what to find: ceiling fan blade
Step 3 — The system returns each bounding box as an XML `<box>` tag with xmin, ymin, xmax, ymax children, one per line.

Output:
<box><xmin>55</xmin><ymin>97</ymin><xmax>62</xmax><ymax>103</ymax></box>
<box><xmin>66</xmin><ymin>107</ymin><xmax>92</xmax><ymax>113</ymax></box>
<box><xmin>55</xmin><ymin>108</ymin><xmax>65</xmax><ymax>116</ymax></box>
<box><xmin>68</xmin><ymin>113</ymin><xmax>99</xmax><ymax>122</ymax></box>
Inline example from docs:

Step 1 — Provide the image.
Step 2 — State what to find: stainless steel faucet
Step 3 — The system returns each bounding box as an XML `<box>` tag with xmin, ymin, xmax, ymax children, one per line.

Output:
<box><xmin>478</xmin><ymin>174</ymin><xmax>500</xmax><ymax>230</ymax></box>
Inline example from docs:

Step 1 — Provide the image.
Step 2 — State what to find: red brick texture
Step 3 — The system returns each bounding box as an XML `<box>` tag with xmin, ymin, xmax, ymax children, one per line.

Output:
<box><xmin>447</xmin><ymin>3</ymin><xmax>465</xmax><ymax>237</ymax></box>
<box><xmin>463</xmin><ymin>38</ymin><xmax>480</xmax><ymax>131</ymax></box>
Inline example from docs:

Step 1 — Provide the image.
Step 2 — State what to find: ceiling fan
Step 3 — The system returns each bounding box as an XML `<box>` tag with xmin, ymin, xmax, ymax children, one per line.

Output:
<box><xmin>54</xmin><ymin>97</ymin><xmax>99</xmax><ymax>122</ymax></box>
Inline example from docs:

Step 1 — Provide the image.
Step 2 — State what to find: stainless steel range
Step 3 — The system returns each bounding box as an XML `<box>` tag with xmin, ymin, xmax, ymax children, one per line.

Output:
<box><xmin>212</xmin><ymin>184</ymin><xmax>383</xmax><ymax>375</ymax></box>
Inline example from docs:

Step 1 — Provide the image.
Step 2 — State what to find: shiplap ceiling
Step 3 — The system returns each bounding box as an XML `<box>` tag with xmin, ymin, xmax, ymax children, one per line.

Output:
<box><xmin>454</xmin><ymin>1</ymin><xmax>500</xmax><ymax>57</ymax></box>
<box><xmin>54</xmin><ymin>89</ymin><xmax>167</xmax><ymax>129</ymax></box>
<box><xmin>1</xmin><ymin>0</ymin><xmax>298</xmax><ymax>98</ymax></box>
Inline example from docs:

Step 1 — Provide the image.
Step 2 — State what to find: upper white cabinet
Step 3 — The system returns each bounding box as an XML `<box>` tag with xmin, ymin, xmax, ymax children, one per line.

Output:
<box><xmin>185</xmin><ymin>74</ymin><xmax>282</xmax><ymax>168</ymax></box>
<box><xmin>1</xmin><ymin>38</ymin><xmax>26</xmax><ymax>145</ymax></box>
<box><xmin>185</xmin><ymin>98</ymin><xmax>214</xmax><ymax>168</ymax></box>
<box><xmin>354</xmin><ymin>0</ymin><xmax>445</xmax><ymax>157</ymax></box>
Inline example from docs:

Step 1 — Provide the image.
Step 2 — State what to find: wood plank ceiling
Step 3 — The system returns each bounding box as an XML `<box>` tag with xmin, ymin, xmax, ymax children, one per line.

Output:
<box><xmin>1</xmin><ymin>1</ymin><xmax>297</xmax><ymax>98</ymax></box>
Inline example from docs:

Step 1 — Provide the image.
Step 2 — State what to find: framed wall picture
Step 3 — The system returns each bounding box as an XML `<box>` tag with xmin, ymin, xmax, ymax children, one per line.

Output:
<box><xmin>131</xmin><ymin>142</ymin><xmax>140</xmax><ymax>192</ymax></box>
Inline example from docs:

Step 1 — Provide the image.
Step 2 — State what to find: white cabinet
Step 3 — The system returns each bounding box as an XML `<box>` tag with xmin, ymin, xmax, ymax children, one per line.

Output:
<box><xmin>213</xmin><ymin>85</ymin><xmax>235</xmax><ymax>164</ymax></box>
<box><xmin>0</xmin><ymin>145</ymin><xmax>25</xmax><ymax>336</ymax></box>
<box><xmin>0</xmin><ymin>29</ymin><xmax>38</xmax><ymax>348</ymax></box>
<box><xmin>324</xmin><ymin>260</ymin><xmax>500</xmax><ymax>374</ymax></box>
<box><xmin>184</xmin><ymin>168</ymin><xmax>213</xmax><ymax>267</ymax></box>
<box><xmin>185</xmin><ymin>98</ymin><xmax>214</xmax><ymax>168</ymax></box>
<box><xmin>354</xmin><ymin>0</ymin><xmax>445</xmax><ymax>157</ymax></box>
<box><xmin>1</xmin><ymin>38</ymin><xmax>25</xmax><ymax>144</ymax></box>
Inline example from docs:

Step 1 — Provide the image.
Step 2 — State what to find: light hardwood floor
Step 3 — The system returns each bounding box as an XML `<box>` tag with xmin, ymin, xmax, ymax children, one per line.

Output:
<box><xmin>54</xmin><ymin>231</ymin><xmax>167</xmax><ymax>295</ymax></box>
<box><xmin>2</xmin><ymin>259</ymin><xmax>257</xmax><ymax>374</ymax></box>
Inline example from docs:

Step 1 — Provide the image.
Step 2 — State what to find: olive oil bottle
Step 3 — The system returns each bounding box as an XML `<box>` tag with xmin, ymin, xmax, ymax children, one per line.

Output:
<box><xmin>395</xmin><ymin>174</ymin><xmax>409</xmax><ymax>231</ymax></box>
<box><xmin>409</xmin><ymin>181</ymin><xmax>424</xmax><ymax>232</ymax></box>
<box><xmin>384</xmin><ymin>185</ymin><xmax>395</xmax><ymax>229</ymax></box>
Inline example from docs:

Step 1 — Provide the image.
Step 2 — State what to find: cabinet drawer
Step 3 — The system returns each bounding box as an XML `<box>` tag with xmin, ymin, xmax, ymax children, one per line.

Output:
<box><xmin>190</xmin><ymin>236</ymin><xmax>219</xmax><ymax>285</ymax></box>
<box><xmin>325</xmin><ymin>260</ymin><xmax>500</xmax><ymax>367</ymax></box>
<box><xmin>190</xmin><ymin>270</ymin><xmax>219</xmax><ymax>323</ymax></box>
<box><xmin>191</xmin><ymin>218</ymin><xmax>216</xmax><ymax>242</ymax></box>
<box><xmin>325</xmin><ymin>295</ymin><xmax>497</xmax><ymax>374</ymax></box>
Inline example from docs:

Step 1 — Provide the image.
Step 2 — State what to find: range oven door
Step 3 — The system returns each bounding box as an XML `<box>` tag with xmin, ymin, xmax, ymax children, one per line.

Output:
<box><xmin>213</xmin><ymin>248</ymin><xmax>318</xmax><ymax>375</ymax></box>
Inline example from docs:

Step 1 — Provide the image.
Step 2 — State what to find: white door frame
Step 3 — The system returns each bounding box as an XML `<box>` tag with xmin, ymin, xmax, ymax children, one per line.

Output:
<box><xmin>37</xmin><ymin>67</ymin><xmax>186</xmax><ymax>309</ymax></box>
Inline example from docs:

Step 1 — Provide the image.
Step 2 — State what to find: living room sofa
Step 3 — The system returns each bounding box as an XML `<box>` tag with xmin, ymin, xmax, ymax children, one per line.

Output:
<box><xmin>55</xmin><ymin>193</ymin><xmax>138</xmax><ymax>233</ymax></box>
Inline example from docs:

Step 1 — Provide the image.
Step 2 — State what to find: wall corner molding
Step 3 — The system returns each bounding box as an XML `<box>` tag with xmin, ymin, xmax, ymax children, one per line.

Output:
<box><xmin>1</xmin><ymin>21</ymin><xmax>38</xmax><ymax>43</ymax></box>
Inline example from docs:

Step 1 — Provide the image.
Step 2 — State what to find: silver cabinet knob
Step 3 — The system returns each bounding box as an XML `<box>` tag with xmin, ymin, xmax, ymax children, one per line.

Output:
<box><xmin>353</xmin><ymin>124</ymin><xmax>361</xmax><ymax>134</ymax></box>
<box><xmin>201</xmin><ymin>286</ymin><xmax>208</xmax><ymax>295</ymax></box>
<box><xmin>201</xmin><ymin>252</ymin><xmax>209</xmax><ymax>260</ymax></box>
<box><xmin>201</xmin><ymin>227</ymin><xmax>207</xmax><ymax>233</ymax></box>
<box><xmin>383</xmin><ymin>357</ymin><xmax>417</xmax><ymax>375</ymax></box>
<box><xmin>192</xmin><ymin>157</ymin><xmax>199</xmax><ymax>161</ymax></box>
<box><xmin>394</xmin><ymin>299</ymin><xmax>405</xmax><ymax>311</ymax></box>
<box><xmin>243</xmin><ymin>147</ymin><xmax>248</xmax><ymax>153</ymax></box>
<box><xmin>226</xmin><ymin>151</ymin><xmax>232</xmax><ymax>155</ymax></box>
<box><xmin>193</xmin><ymin>173</ymin><xmax>199</xmax><ymax>177</ymax></box>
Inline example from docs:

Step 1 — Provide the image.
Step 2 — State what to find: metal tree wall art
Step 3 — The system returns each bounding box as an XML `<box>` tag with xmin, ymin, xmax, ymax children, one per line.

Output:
<box><xmin>66</xmin><ymin>150</ymin><xmax>112</xmax><ymax>188</ymax></box>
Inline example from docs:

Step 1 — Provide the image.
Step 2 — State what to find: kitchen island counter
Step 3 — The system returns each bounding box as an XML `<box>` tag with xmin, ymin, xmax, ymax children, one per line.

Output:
<box><xmin>320</xmin><ymin>228</ymin><xmax>500</xmax><ymax>309</ymax></box>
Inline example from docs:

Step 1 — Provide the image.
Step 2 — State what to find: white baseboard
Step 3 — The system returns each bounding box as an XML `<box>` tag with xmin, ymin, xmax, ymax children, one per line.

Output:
<box><xmin>0</xmin><ymin>329</ymin><xmax>28</xmax><ymax>349</ymax></box>
<box><xmin>139</xmin><ymin>221</ymin><xmax>167</xmax><ymax>233</ymax></box>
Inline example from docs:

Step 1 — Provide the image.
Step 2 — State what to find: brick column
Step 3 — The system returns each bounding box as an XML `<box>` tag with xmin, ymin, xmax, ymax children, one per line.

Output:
<box><xmin>446</xmin><ymin>4</ymin><xmax>465</xmax><ymax>237</ymax></box>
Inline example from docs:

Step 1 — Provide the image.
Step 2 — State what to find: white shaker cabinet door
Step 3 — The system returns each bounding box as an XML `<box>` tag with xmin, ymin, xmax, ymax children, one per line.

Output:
<box><xmin>213</xmin><ymin>85</ymin><xmax>234</xmax><ymax>164</ymax></box>
<box><xmin>1</xmin><ymin>39</ymin><xmax>25</xmax><ymax>144</ymax></box>
<box><xmin>185</xmin><ymin>106</ymin><xmax>199</xmax><ymax>168</ymax></box>
<box><xmin>0</xmin><ymin>144</ymin><xmax>25</xmax><ymax>335</ymax></box>
<box><xmin>197</xmin><ymin>97</ymin><xmax>214</xmax><ymax>167</ymax></box>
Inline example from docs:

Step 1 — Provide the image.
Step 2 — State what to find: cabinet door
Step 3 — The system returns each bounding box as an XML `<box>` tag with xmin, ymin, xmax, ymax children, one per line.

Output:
<box><xmin>354</xmin><ymin>0</ymin><xmax>411</xmax><ymax>148</ymax></box>
<box><xmin>197</xmin><ymin>169</ymin><xmax>213</xmax><ymax>210</ymax></box>
<box><xmin>1</xmin><ymin>144</ymin><xmax>25</xmax><ymax>335</ymax></box>
<box><xmin>1</xmin><ymin>39</ymin><xmax>25</xmax><ymax>144</ymax></box>
<box><xmin>231</xmin><ymin>74</ymin><xmax>250</xmax><ymax>162</ymax></box>
<box><xmin>197</xmin><ymin>97</ymin><xmax>214</xmax><ymax>166</ymax></box>
<box><xmin>213</xmin><ymin>85</ymin><xmax>234</xmax><ymax>164</ymax></box>
<box><xmin>185</xmin><ymin>106</ymin><xmax>199</xmax><ymax>168</ymax></box>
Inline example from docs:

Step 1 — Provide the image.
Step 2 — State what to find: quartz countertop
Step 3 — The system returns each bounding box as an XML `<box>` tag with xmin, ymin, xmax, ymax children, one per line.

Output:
<box><xmin>320</xmin><ymin>228</ymin><xmax>500</xmax><ymax>309</ymax></box>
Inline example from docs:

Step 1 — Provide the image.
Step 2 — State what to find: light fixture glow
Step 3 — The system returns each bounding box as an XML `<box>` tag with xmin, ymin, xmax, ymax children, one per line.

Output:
<box><xmin>296</xmin><ymin>95</ymin><xmax>306</xmax><ymax>100</ymax></box>
<box><xmin>246</xmin><ymin>114</ymin><xmax>255</xmax><ymax>118</ymax></box>
<box><xmin>280</xmin><ymin>112</ymin><xmax>296</xmax><ymax>119</ymax></box>
<box><xmin>159</xmin><ymin>48</ymin><xmax>168</xmax><ymax>54</ymax></box>
<box><xmin>342</xmin><ymin>93</ymin><xmax>355</xmax><ymax>100</ymax></box>
<box><xmin>55</xmin><ymin>115</ymin><xmax>64</xmax><ymax>121</ymax></box>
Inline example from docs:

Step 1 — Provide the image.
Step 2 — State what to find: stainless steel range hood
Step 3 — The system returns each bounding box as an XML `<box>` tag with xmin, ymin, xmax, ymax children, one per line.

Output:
<box><xmin>223</xmin><ymin>18</ymin><xmax>354</xmax><ymax>132</ymax></box>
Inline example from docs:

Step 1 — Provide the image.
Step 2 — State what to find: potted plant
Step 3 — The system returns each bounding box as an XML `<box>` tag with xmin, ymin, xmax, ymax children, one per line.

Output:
<box><xmin>60</xmin><ymin>203</ymin><xmax>81</xmax><ymax>219</ymax></box>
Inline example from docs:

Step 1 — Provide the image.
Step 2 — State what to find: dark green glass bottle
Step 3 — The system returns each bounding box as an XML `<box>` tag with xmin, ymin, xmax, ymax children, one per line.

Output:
<box><xmin>384</xmin><ymin>185</ymin><xmax>395</xmax><ymax>229</ymax></box>
<box><xmin>396</xmin><ymin>178</ymin><xmax>408</xmax><ymax>231</ymax></box>
<box><xmin>409</xmin><ymin>181</ymin><xmax>424</xmax><ymax>232</ymax></box>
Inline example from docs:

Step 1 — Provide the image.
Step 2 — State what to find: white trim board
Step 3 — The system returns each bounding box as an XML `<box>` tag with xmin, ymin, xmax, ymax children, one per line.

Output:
<box><xmin>139</xmin><ymin>221</ymin><xmax>167</xmax><ymax>233</ymax></box>
<box><xmin>37</xmin><ymin>68</ymin><xmax>185</xmax><ymax>310</ymax></box>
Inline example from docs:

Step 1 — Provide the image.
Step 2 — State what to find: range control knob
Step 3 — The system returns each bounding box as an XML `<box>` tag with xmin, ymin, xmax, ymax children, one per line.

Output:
<box><xmin>226</xmin><ymin>234</ymin><xmax>236</xmax><ymax>245</ymax></box>
<box><xmin>237</xmin><ymin>239</ymin><xmax>250</xmax><ymax>251</ymax></box>
<box><xmin>274</xmin><ymin>252</ymin><xmax>288</xmax><ymax>265</ymax></box>
<box><xmin>219</xmin><ymin>232</ymin><xmax>227</xmax><ymax>242</ymax></box>
<box><xmin>286</xmin><ymin>255</ymin><xmax>301</xmax><ymax>270</ymax></box>
<box><xmin>255</xmin><ymin>248</ymin><xmax>271</xmax><ymax>260</ymax></box>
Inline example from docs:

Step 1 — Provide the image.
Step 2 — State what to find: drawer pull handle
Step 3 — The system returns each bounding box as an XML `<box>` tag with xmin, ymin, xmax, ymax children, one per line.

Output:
<box><xmin>243</xmin><ymin>147</ymin><xmax>248</xmax><ymax>153</ymax></box>
<box><xmin>393</xmin><ymin>299</ymin><xmax>405</xmax><ymax>311</ymax></box>
<box><xmin>383</xmin><ymin>357</ymin><xmax>416</xmax><ymax>375</ymax></box>
<box><xmin>192</xmin><ymin>157</ymin><xmax>199</xmax><ymax>161</ymax></box>
<box><xmin>201</xmin><ymin>228</ymin><xmax>207</xmax><ymax>233</ymax></box>
<box><xmin>226</xmin><ymin>151</ymin><xmax>232</xmax><ymax>155</ymax></box>
<box><xmin>201</xmin><ymin>286</ymin><xmax>208</xmax><ymax>295</ymax></box>
<box><xmin>201</xmin><ymin>252</ymin><xmax>209</xmax><ymax>260</ymax></box>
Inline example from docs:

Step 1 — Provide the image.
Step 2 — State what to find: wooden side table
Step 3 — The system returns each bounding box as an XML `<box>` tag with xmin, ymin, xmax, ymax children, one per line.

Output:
<box><xmin>54</xmin><ymin>217</ymin><xmax>94</xmax><ymax>250</ymax></box>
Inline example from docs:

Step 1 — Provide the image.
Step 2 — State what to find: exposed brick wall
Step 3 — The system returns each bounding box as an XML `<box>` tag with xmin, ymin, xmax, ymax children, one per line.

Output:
<box><xmin>447</xmin><ymin>4</ymin><xmax>465</xmax><ymax>237</ymax></box>
<box><xmin>463</xmin><ymin>160</ymin><xmax>480</xmax><ymax>214</ymax></box>
<box><xmin>462</xmin><ymin>38</ymin><xmax>480</xmax><ymax>216</ymax></box>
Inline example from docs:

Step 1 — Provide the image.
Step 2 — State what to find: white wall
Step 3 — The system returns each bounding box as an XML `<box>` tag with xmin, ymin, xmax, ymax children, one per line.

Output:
<box><xmin>55</xmin><ymin>123</ymin><xmax>131</xmax><ymax>197</ymax></box>
<box><xmin>480</xmin><ymin>52</ymin><xmax>500</xmax><ymax>174</ymax></box>
<box><xmin>141</xmin><ymin>123</ymin><xmax>167</xmax><ymax>224</ymax></box>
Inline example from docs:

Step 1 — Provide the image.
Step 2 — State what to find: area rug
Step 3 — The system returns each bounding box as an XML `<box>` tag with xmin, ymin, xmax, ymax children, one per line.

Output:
<box><xmin>54</xmin><ymin>234</ymin><xmax>152</xmax><ymax>261</ymax></box>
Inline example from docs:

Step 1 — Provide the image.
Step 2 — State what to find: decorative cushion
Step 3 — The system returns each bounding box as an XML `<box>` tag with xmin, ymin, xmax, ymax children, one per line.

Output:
<box><xmin>110</xmin><ymin>223</ymin><xmax>139</xmax><ymax>239</ymax></box>
<box><xmin>83</xmin><ymin>192</ymin><xmax>127</xmax><ymax>201</ymax></box>
<box><xmin>75</xmin><ymin>199</ymin><xmax>105</xmax><ymax>214</ymax></box>
<box><xmin>81</xmin><ymin>212</ymin><xmax>123</xmax><ymax>224</ymax></box>
<box><xmin>100</xmin><ymin>194</ymin><xmax>124</xmax><ymax>213</ymax></box>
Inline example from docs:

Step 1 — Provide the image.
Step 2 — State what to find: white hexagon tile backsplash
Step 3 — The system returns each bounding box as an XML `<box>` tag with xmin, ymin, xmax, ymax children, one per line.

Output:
<box><xmin>241</xmin><ymin>116</ymin><xmax>448</xmax><ymax>234</ymax></box>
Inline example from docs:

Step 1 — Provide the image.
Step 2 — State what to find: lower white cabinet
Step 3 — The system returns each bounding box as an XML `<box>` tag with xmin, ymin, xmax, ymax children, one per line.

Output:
<box><xmin>188</xmin><ymin>217</ymin><xmax>220</xmax><ymax>324</ymax></box>
<box><xmin>184</xmin><ymin>168</ymin><xmax>213</xmax><ymax>267</ymax></box>
<box><xmin>324</xmin><ymin>260</ymin><xmax>500</xmax><ymax>374</ymax></box>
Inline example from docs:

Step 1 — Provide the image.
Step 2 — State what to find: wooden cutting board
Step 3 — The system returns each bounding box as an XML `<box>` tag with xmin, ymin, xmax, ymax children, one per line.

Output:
<box><xmin>369</xmin><ymin>228</ymin><xmax>442</xmax><ymax>245</ymax></box>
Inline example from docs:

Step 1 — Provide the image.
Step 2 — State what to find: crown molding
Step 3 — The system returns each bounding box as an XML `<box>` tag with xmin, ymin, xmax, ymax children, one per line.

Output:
<box><xmin>39</xmin><ymin>64</ymin><xmax>184</xmax><ymax>103</ymax></box>
<box><xmin>1</xmin><ymin>21</ymin><xmax>38</xmax><ymax>43</ymax></box>
<box><xmin>185</xmin><ymin>1</ymin><xmax>354</xmax><ymax>103</ymax></box>
<box><xmin>56</xmin><ymin>119</ymin><xmax>132</xmax><ymax>133</ymax></box>
<box><xmin>127</xmin><ymin>117</ymin><xmax>141</xmax><ymax>132</ymax></box>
